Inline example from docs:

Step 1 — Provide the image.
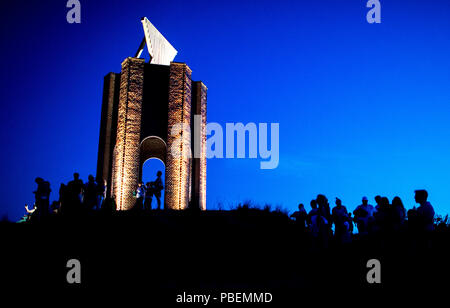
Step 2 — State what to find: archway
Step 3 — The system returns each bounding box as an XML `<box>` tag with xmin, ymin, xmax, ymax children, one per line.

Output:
<box><xmin>140</xmin><ymin>136</ymin><xmax>166</xmax><ymax>165</ymax></box>
<box><xmin>140</xmin><ymin>136</ymin><xmax>167</xmax><ymax>209</ymax></box>
<box><xmin>142</xmin><ymin>158</ymin><xmax>165</xmax><ymax>210</ymax></box>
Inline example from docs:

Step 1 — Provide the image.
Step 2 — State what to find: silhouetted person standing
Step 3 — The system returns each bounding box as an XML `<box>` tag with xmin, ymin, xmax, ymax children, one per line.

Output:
<box><xmin>67</xmin><ymin>173</ymin><xmax>84</xmax><ymax>206</ymax></box>
<box><xmin>84</xmin><ymin>175</ymin><xmax>97</xmax><ymax>210</ymax></box>
<box><xmin>95</xmin><ymin>179</ymin><xmax>106</xmax><ymax>210</ymax></box>
<box><xmin>307</xmin><ymin>199</ymin><xmax>318</xmax><ymax>228</ymax></box>
<box><xmin>152</xmin><ymin>171</ymin><xmax>164</xmax><ymax>210</ymax></box>
<box><xmin>135</xmin><ymin>182</ymin><xmax>146</xmax><ymax>210</ymax></box>
<box><xmin>291</xmin><ymin>203</ymin><xmax>307</xmax><ymax>231</ymax></box>
<box><xmin>33</xmin><ymin>177</ymin><xmax>50</xmax><ymax>218</ymax></box>
<box><xmin>414</xmin><ymin>190</ymin><xmax>435</xmax><ymax>232</ymax></box>
<box><xmin>353</xmin><ymin>196</ymin><xmax>374</xmax><ymax>235</ymax></box>
<box><xmin>392</xmin><ymin>196</ymin><xmax>406</xmax><ymax>229</ymax></box>
<box><xmin>332</xmin><ymin>198</ymin><xmax>349</xmax><ymax>243</ymax></box>
<box><xmin>316</xmin><ymin>194</ymin><xmax>331</xmax><ymax>222</ymax></box>
<box><xmin>313</xmin><ymin>195</ymin><xmax>331</xmax><ymax>248</ymax></box>
<box><xmin>374</xmin><ymin>195</ymin><xmax>382</xmax><ymax>214</ymax></box>
<box><xmin>373</xmin><ymin>197</ymin><xmax>393</xmax><ymax>232</ymax></box>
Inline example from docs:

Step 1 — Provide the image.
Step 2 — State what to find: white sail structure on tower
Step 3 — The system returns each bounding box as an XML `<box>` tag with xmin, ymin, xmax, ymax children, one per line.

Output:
<box><xmin>141</xmin><ymin>17</ymin><xmax>178</xmax><ymax>65</ymax></box>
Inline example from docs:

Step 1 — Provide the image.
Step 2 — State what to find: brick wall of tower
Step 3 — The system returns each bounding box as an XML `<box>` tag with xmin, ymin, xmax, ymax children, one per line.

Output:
<box><xmin>198</xmin><ymin>82</ymin><xmax>207</xmax><ymax>210</ymax></box>
<box><xmin>165</xmin><ymin>62</ymin><xmax>192</xmax><ymax>210</ymax></box>
<box><xmin>191</xmin><ymin>81</ymin><xmax>208</xmax><ymax>210</ymax></box>
<box><xmin>96</xmin><ymin>72</ymin><xmax>120</xmax><ymax>197</ymax></box>
<box><xmin>112</xmin><ymin>57</ymin><xmax>145</xmax><ymax>210</ymax></box>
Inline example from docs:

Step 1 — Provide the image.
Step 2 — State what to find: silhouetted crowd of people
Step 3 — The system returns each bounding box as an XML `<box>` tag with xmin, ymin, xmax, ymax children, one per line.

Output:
<box><xmin>22</xmin><ymin>173</ymin><xmax>107</xmax><ymax>221</ymax></box>
<box><xmin>21</xmin><ymin>171</ymin><xmax>164</xmax><ymax>222</ymax></box>
<box><xmin>22</xmin><ymin>172</ymin><xmax>443</xmax><ymax>247</ymax></box>
<box><xmin>290</xmin><ymin>190</ymin><xmax>439</xmax><ymax>245</ymax></box>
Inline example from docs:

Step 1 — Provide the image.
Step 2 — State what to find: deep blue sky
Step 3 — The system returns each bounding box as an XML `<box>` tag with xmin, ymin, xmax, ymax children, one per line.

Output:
<box><xmin>1</xmin><ymin>0</ymin><xmax>449</xmax><ymax>221</ymax></box>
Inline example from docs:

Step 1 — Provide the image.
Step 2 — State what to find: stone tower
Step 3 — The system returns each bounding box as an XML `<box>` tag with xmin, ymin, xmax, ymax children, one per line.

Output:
<box><xmin>97</xmin><ymin>18</ymin><xmax>207</xmax><ymax>211</ymax></box>
<box><xmin>96</xmin><ymin>57</ymin><xmax>207</xmax><ymax>210</ymax></box>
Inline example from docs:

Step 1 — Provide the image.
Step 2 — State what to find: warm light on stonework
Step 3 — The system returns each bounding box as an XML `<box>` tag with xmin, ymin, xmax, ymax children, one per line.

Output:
<box><xmin>99</xmin><ymin>59</ymin><xmax>207</xmax><ymax>211</ymax></box>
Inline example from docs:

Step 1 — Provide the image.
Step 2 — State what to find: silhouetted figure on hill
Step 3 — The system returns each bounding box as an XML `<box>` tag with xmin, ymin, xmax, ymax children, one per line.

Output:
<box><xmin>374</xmin><ymin>195</ymin><xmax>382</xmax><ymax>213</ymax></box>
<box><xmin>373</xmin><ymin>196</ymin><xmax>393</xmax><ymax>232</ymax></box>
<box><xmin>307</xmin><ymin>199</ymin><xmax>318</xmax><ymax>228</ymax></box>
<box><xmin>413</xmin><ymin>189</ymin><xmax>435</xmax><ymax>232</ymax></box>
<box><xmin>313</xmin><ymin>195</ymin><xmax>332</xmax><ymax>248</ymax></box>
<box><xmin>332</xmin><ymin>198</ymin><xmax>350</xmax><ymax>243</ymax></box>
<box><xmin>84</xmin><ymin>175</ymin><xmax>97</xmax><ymax>210</ymax></box>
<box><xmin>148</xmin><ymin>171</ymin><xmax>164</xmax><ymax>210</ymax></box>
<box><xmin>291</xmin><ymin>203</ymin><xmax>307</xmax><ymax>231</ymax></box>
<box><xmin>353</xmin><ymin>196</ymin><xmax>375</xmax><ymax>235</ymax></box>
<box><xmin>317</xmin><ymin>195</ymin><xmax>330</xmax><ymax>219</ymax></box>
<box><xmin>33</xmin><ymin>177</ymin><xmax>51</xmax><ymax>218</ymax></box>
<box><xmin>310</xmin><ymin>209</ymin><xmax>329</xmax><ymax>248</ymax></box>
<box><xmin>135</xmin><ymin>182</ymin><xmax>146</xmax><ymax>210</ymax></box>
<box><xmin>392</xmin><ymin>196</ymin><xmax>406</xmax><ymax>230</ymax></box>
<box><xmin>316</xmin><ymin>194</ymin><xmax>331</xmax><ymax>224</ymax></box>
<box><xmin>67</xmin><ymin>173</ymin><xmax>84</xmax><ymax>206</ymax></box>
<box><xmin>96</xmin><ymin>179</ymin><xmax>106</xmax><ymax>210</ymax></box>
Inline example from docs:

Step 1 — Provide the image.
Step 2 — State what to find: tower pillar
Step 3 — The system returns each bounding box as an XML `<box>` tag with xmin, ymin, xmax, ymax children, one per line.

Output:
<box><xmin>112</xmin><ymin>57</ymin><xmax>145</xmax><ymax>210</ymax></box>
<box><xmin>165</xmin><ymin>62</ymin><xmax>192</xmax><ymax>210</ymax></box>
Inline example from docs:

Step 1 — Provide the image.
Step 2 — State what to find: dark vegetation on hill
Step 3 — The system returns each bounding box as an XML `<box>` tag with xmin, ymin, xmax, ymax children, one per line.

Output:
<box><xmin>1</xmin><ymin>204</ymin><xmax>449</xmax><ymax>304</ymax></box>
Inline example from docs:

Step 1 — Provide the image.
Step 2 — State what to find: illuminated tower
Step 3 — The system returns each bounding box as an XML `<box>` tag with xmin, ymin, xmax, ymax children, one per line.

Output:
<box><xmin>96</xmin><ymin>18</ymin><xmax>207</xmax><ymax>211</ymax></box>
